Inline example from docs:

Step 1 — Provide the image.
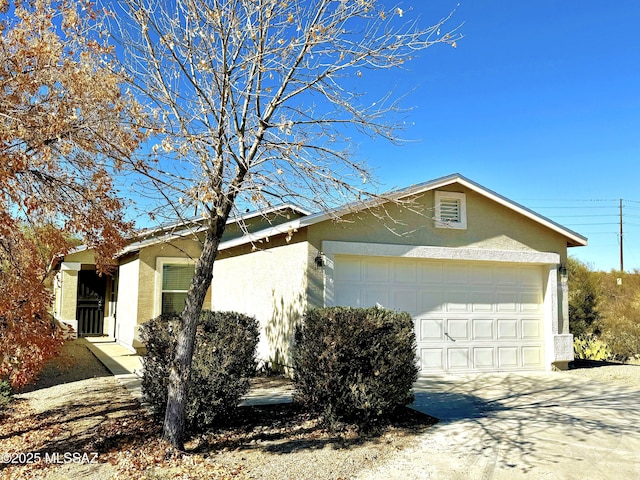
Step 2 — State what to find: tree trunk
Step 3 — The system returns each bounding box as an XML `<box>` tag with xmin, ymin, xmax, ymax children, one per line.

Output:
<box><xmin>162</xmin><ymin>221</ymin><xmax>222</xmax><ymax>449</ymax></box>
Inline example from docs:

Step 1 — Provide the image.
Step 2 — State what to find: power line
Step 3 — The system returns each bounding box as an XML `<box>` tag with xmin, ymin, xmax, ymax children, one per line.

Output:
<box><xmin>550</xmin><ymin>214</ymin><xmax>616</xmax><ymax>218</ymax></box>
<box><xmin>563</xmin><ymin>223</ymin><xmax>619</xmax><ymax>226</ymax></box>
<box><xmin>530</xmin><ymin>206</ymin><xmax>618</xmax><ymax>210</ymax></box>
<box><xmin>521</xmin><ymin>198</ymin><xmax>627</xmax><ymax>202</ymax></box>
<box><xmin>516</xmin><ymin>198</ymin><xmax>640</xmax><ymax>271</ymax></box>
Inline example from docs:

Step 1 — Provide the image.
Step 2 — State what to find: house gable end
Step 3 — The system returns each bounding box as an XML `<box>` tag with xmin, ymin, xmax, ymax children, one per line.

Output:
<box><xmin>217</xmin><ymin>174</ymin><xmax>587</xmax><ymax>253</ymax></box>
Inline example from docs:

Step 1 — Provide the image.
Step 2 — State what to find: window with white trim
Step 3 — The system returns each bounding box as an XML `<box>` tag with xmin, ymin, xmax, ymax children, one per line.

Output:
<box><xmin>435</xmin><ymin>191</ymin><xmax>467</xmax><ymax>229</ymax></box>
<box><xmin>160</xmin><ymin>262</ymin><xmax>195</xmax><ymax>314</ymax></box>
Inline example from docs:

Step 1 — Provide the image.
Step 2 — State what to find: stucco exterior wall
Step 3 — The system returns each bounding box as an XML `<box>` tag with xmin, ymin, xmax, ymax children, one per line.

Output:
<box><xmin>116</xmin><ymin>257</ymin><xmax>140</xmax><ymax>350</ymax></box>
<box><xmin>307</xmin><ymin>188</ymin><xmax>569</xmax><ymax>258</ymax></box>
<box><xmin>213</xmin><ymin>237</ymin><xmax>310</xmax><ymax>370</ymax></box>
<box><xmin>63</xmin><ymin>248</ymin><xmax>97</xmax><ymax>265</ymax></box>
<box><xmin>56</xmin><ymin>267</ymin><xmax>79</xmax><ymax>330</ymax></box>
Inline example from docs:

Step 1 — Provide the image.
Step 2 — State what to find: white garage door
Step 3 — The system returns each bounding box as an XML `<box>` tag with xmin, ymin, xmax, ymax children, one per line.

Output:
<box><xmin>332</xmin><ymin>255</ymin><xmax>546</xmax><ymax>373</ymax></box>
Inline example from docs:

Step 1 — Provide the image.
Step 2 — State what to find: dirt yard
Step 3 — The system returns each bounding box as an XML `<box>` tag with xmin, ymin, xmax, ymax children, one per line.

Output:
<box><xmin>0</xmin><ymin>340</ymin><xmax>435</xmax><ymax>480</ymax></box>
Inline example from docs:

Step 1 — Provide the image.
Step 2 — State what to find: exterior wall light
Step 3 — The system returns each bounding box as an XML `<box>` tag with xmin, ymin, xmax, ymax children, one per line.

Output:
<box><xmin>314</xmin><ymin>251</ymin><xmax>324</xmax><ymax>269</ymax></box>
<box><xmin>559</xmin><ymin>263</ymin><xmax>568</xmax><ymax>282</ymax></box>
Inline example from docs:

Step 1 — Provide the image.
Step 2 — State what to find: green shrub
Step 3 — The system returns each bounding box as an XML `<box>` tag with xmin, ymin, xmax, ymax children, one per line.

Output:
<box><xmin>139</xmin><ymin>313</ymin><xmax>177</xmax><ymax>419</ymax></box>
<box><xmin>567</xmin><ymin>257</ymin><xmax>601</xmax><ymax>337</ymax></box>
<box><xmin>0</xmin><ymin>380</ymin><xmax>11</xmax><ymax>409</ymax></box>
<box><xmin>573</xmin><ymin>334</ymin><xmax>612</xmax><ymax>361</ymax></box>
<box><xmin>140</xmin><ymin>310</ymin><xmax>259</xmax><ymax>431</ymax></box>
<box><xmin>292</xmin><ymin>307</ymin><xmax>419</xmax><ymax>430</ymax></box>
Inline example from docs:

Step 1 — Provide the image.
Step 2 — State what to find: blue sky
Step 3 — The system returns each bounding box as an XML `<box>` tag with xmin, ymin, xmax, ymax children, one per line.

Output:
<box><xmin>115</xmin><ymin>1</ymin><xmax>639</xmax><ymax>272</ymax></box>
<box><xmin>357</xmin><ymin>0</ymin><xmax>640</xmax><ymax>272</ymax></box>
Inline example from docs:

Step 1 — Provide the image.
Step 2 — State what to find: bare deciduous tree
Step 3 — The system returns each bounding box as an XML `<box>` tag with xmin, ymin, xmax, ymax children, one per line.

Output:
<box><xmin>112</xmin><ymin>0</ymin><xmax>460</xmax><ymax>449</ymax></box>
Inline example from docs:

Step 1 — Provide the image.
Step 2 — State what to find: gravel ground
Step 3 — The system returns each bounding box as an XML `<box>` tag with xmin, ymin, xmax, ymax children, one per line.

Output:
<box><xmin>563</xmin><ymin>362</ymin><xmax>640</xmax><ymax>388</ymax></box>
<box><xmin>3</xmin><ymin>340</ymin><xmax>639</xmax><ymax>480</ymax></box>
<box><xmin>1</xmin><ymin>340</ymin><xmax>433</xmax><ymax>480</ymax></box>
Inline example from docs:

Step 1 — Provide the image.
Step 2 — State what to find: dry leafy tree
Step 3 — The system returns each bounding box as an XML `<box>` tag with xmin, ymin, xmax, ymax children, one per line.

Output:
<box><xmin>111</xmin><ymin>0</ymin><xmax>460</xmax><ymax>448</ymax></box>
<box><xmin>0</xmin><ymin>0</ymin><xmax>142</xmax><ymax>388</ymax></box>
<box><xmin>0</xmin><ymin>225</ymin><xmax>75</xmax><ymax>388</ymax></box>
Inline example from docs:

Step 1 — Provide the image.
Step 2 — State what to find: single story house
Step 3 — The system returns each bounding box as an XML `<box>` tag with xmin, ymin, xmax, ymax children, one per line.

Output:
<box><xmin>53</xmin><ymin>173</ymin><xmax>587</xmax><ymax>373</ymax></box>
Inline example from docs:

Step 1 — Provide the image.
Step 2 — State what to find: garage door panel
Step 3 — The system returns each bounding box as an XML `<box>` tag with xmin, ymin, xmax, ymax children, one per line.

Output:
<box><xmin>522</xmin><ymin>347</ymin><xmax>543</xmax><ymax>367</ymax></box>
<box><xmin>333</xmin><ymin>256</ymin><xmax>546</xmax><ymax>373</ymax></box>
<box><xmin>420</xmin><ymin>291</ymin><xmax>444</xmax><ymax>313</ymax></box>
<box><xmin>471</xmin><ymin>291</ymin><xmax>495</xmax><ymax>312</ymax></box>
<box><xmin>363</xmin><ymin>287</ymin><xmax>389</xmax><ymax>308</ymax></box>
<box><xmin>393</xmin><ymin>262</ymin><xmax>417</xmax><ymax>283</ymax></box>
<box><xmin>520</xmin><ymin>292</ymin><xmax>543</xmax><ymax>312</ymax></box>
<box><xmin>446</xmin><ymin>291</ymin><xmax>469</xmax><ymax>312</ymax></box>
<box><xmin>470</xmin><ymin>265</ymin><xmax>493</xmax><ymax>285</ymax></box>
<box><xmin>445</xmin><ymin>264</ymin><xmax>468</xmax><ymax>284</ymax></box>
<box><xmin>392</xmin><ymin>289</ymin><xmax>417</xmax><ymax>314</ymax></box>
<box><xmin>520</xmin><ymin>266</ymin><xmax>542</xmax><ymax>286</ymax></box>
<box><xmin>496</xmin><ymin>292</ymin><xmax>518</xmax><ymax>312</ymax></box>
<box><xmin>335</xmin><ymin>285</ymin><xmax>361</xmax><ymax>307</ymax></box>
<box><xmin>521</xmin><ymin>318</ymin><xmax>543</xmax><ymax>339</ymax></box>
<box><xmin>421</xmin><ymin>348</ymin><xmax>445</xmax><ymax>370</ymax></box>
<box><xmin>420</xmin><ymin>263</ymin><xmax>443</xmax><ymax>283</ymax></box>
<box><xmin>447</xmin><ymin>319</ymin><xmax>469</xmax><ymax>340</ymax></box>
<box><xmin>335</xmin><ymin>257</ymin><xmax>361</xmax><ymax>282</ymax></box>
<box><xmin>498</xmin><ymin>347</ymin><xmax>519</xmax><ymax>368</ymax></box>
<box><xmin>496</xmin><ymin>266</ymin><xmax>518</xmax><ymax>285</ymax></box>
<box><xmin>472</xmin><ymin>319</ymin><xmax>494</xmax><ymax>340</ymax></box>
<box><xmin>448</xmin><ymin>348</ymin><xmax>470</xmax><ymax>369</ymax></box>
<box><xmin>419</xmin><ymin>318</ymin><xmax>443</xmax><ymax>341</ymax></box>
<box><xmin>497</xmin><ymin>319</ymin><xmax>518</xmax><ymax>340</ymax></box>
<box><xmin>474</xmin><ymin>348</ymin><xmax>495</xmax><ymax>369</ymax></box>
<box><xmin>364</xmin><ymin>259</ymin><xmax>390</xmax><ymax>282</ymax></box>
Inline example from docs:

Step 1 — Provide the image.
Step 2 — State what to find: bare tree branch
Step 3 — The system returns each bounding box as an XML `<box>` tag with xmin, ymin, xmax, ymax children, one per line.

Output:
<box><xmin>108</xmin><ymin>0</ymin><xmax>461</xmax><ymax>448</ymax></box>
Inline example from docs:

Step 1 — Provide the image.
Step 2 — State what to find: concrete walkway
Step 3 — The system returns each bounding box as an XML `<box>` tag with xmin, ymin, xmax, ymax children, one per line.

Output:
<box><xmin>85</xmin><ymin>337</ymin><xmax>144</xmax><ymax>400</ymax></box>
<box><xmin>359</xmin><ymin>371</ymin><xmax>640</xmax><ymax>480</ymax></box>
<box><xmin>83</xmin><ymin>337</ymin><xmax>293</xmax><ymax>407</ymax></box>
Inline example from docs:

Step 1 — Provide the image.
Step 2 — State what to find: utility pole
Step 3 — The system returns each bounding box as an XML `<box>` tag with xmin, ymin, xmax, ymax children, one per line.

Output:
<box><xmin>620</xmin><ymin>198</ymin><xmax>624</xmax><ymax>273</ymax></box>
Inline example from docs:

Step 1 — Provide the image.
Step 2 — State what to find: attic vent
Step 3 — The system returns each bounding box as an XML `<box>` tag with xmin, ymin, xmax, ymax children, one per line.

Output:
<box><xmin>435</xmin><ymin>191</ymin><xmax>467</xmax><ymax>229</ymax></box>
<box><xmin>439</xmin><ymin>198</ymin><xmax>461</xmax><ymax>223</ymax></box>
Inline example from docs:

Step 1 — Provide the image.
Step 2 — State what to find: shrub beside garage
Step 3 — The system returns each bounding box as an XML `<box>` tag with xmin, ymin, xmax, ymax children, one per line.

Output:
<box><xmin>292</xmin><ymin>306</ymin><xmax>419</xmax><ymax>430</ymax></box>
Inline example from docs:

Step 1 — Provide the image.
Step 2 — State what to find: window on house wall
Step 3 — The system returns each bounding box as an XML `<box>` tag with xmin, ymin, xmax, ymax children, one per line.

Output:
<box><xmin>435</xmin><ymin>191</ymin><xmax>467</xmax><ymax>229</ymax></box>
<box><xmin>161</xmin><ymin>263</ymin><xmax>195</xmax><ymax>314</ymax></box>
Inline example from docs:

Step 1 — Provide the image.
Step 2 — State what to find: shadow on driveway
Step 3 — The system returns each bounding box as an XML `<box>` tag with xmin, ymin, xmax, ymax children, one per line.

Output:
<box><xmin>392</xmin><ymin>372</ymin><xmax>640</xmax><ymax>479</ymax></box>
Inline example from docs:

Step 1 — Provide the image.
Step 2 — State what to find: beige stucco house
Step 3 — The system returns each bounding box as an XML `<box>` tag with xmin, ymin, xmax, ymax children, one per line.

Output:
<box><xmin>54</xmin><ymin>173</ymin><xmax>587</xmax><ymax>373</ymax></box>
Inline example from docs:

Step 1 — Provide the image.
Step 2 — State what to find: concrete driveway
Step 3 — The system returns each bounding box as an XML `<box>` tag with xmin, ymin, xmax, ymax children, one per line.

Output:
<box><xmin>357</xmin><ymin>372</ymin><xmax>640</xmax><ymax>479</ymax></box>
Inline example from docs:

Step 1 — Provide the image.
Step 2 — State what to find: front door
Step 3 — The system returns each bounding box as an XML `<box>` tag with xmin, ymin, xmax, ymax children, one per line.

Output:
<box><xmin>77</xmin><ymin>270</ymin><xmax>107</xmax><ymax>336</ymax></box>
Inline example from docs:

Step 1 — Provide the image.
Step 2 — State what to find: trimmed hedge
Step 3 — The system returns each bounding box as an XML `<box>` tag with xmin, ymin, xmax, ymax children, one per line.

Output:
<box><xmin>140</xmin><ymin>310</ymin><xmax>259</xmax><ymax>431</ymax></box>
<box><xmin>292</xmin><ymin>307</ymin><xmax>419</xmax><ymax>429</ymax></box>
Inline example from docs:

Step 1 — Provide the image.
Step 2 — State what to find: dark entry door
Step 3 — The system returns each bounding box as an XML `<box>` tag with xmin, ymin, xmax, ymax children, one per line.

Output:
<box><xmin>77</xmin><ymin>270</ymin><xmax>107</xmax><ymax>336</ymax></box>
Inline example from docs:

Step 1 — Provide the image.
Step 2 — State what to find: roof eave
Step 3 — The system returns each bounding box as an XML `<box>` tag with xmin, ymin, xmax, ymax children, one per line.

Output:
<box><xmin>116</xmin><ymin>203</ymin><xmax>311</xmax><ymax>256</ymax></box>
<box><xmin>219</xmin><ymin>173</ymin><xmax>588</xmax><ymax>251</ymax></box>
